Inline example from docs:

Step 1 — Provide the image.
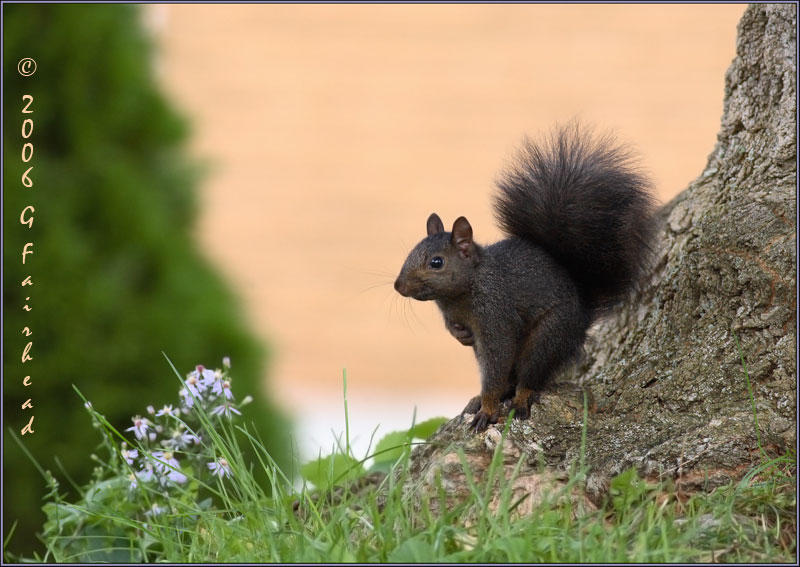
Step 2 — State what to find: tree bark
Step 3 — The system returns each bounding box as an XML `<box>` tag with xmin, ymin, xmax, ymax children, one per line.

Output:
<box><xmin>406</xmin><ymin>4</ymin><xmax>796</xmax><ymax>507</ymax></box>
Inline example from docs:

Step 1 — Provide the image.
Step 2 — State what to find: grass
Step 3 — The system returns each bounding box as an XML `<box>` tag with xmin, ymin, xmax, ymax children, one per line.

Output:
<box><xmin>5</xmin><ymin>361</ymin><xmax>797</xmax><ymax>563</ymax></box>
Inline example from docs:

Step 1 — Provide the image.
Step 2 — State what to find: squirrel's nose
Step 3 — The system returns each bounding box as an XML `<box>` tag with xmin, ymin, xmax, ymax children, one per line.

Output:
<box><xmin>394</xmin><ymin>278</ymin><xmax>407</xmax><ymax>296</ymax></box>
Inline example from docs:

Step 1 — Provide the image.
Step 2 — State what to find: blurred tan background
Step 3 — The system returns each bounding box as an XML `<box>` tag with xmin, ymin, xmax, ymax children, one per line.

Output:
<box><xmin>145</xmin><ymin>4</ymin><xmax>745</xmax><ymax>457</ymax></box>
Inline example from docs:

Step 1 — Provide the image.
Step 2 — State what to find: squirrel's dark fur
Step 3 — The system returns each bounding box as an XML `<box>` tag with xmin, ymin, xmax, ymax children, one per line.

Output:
<box><xmin>394</xmin><ymin>123</ymin><xmax>657</xmax><ymax>432</ymax></box>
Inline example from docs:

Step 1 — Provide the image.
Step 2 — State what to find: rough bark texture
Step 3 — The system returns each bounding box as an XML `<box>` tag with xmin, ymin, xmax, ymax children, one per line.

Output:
<box><xmin>405</xmin><ymin>4</ymin><xmax>796</xmax><ymax>508</ymax></box>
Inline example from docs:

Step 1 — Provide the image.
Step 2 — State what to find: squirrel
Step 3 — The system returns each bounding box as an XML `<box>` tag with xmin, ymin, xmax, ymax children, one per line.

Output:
<box><xmin>394</xmin><ymin>122</ymin><xmax>657</xmax><ymax>432</ymax></box>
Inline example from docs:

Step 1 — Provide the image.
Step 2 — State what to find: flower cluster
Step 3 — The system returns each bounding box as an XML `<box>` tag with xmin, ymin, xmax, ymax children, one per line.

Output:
<box><xmin>116</xmin><ymin>358</ymin><xmax>243</xmax><ymax>498</ymax></box>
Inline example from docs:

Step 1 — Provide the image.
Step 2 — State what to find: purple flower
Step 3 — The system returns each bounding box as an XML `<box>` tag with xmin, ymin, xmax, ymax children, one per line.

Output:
<box><xmin>184</xmin><ymin>375</ymin><xmax>203</xmax><ymax>396</ymax></box>
<box><xmin>156</xmin><ymin>404</ymin><xmax>176</xmax><ymax>417</ymax></box>
<box><xmin>187</xmin><ymin>365</ymin><xmax>215</xmax><ymax>392</ymax></box>
<box><xmin>121</xmin><ymin>448</ymin><xmax>139</xmax><ymax>465</ymax></box>
<box><xmin>209</xmin><ymin>374</ymin><xmax>223</xmax><ymax>396</ymax></box>
<box><xmin>179</xmin><ymin>387</ymin><xmax>195</xmax><ymax>408</ymax></box>
<box><xmin>221</xmin><ymin>380</ymin><xmax>234</xmax><ymax>400</ymax></box>
<box><xmin>145</xmin><ymin>503</ymin><xmax>167</xmax><ymax>517</ymax></box>
<box><xmin>165</xmin><ymin>428</ymin><xmax>200</xmax><ymax>449</ymax></box>
<box><xmin>167</xmin><ymin>469</ymin><xmax>187</xmax><ymax>484</ymax></box>
<box><xmin>208</xmin><ymin>458</ymin><xmax>232</xmax><ymax>478</ymax></box>
<box><xmin>126</xmin><ymin>416</ymin><xmax>151</xmax><ymax>440</ymax></box>
<box><xmin>211</xmin><ymin>402</ymin><xmax>241</xmax><ymax>418</ymax></box>
<box><xmin>151</xmin><ymin>450</ymin><xmax>177</xmax><ymax>472</ymax></box>
<box><xmin>222</xmin><ymin>356</ymin><xmax>231</xmax><ymax>369</ymax></box>
<box><xmin>208</xmin><ymin>369</ymin><xmax>224</xmax><ymax>388</ymax></box>
<box><xmin>152</xmin><ymin>451</ymin><xmax>187</xmax><ymax>484</ymax></box>
<box><xmin>137</xmin><ymin>462</ymin><xmax>156</xmax><ymax>483</ymax></box>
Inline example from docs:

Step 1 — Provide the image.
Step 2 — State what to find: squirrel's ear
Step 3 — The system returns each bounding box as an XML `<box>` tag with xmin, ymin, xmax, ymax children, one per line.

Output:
<box><xmin>451</xmin><ymin>216</ymin><xmax>473</xmax><ymax>258</ymax></box>
<box><xmin>426</xmin><ymin>213</ymin><xmax>445</xmax><ymax>236</ymax></box>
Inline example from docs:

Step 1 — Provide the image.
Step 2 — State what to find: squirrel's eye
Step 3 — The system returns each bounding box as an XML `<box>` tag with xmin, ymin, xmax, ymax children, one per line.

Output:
<box><xmin>429</xmin><ymin>256</ymin><xmax>444</xmax><ymax>269</ymax></box>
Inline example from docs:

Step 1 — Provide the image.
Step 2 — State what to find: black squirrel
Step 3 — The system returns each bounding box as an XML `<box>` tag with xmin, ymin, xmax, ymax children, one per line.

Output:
<box><xmin>394</xmin><ymin>123</ymin><xmax>657</xmax><ymax>432</ymax></box>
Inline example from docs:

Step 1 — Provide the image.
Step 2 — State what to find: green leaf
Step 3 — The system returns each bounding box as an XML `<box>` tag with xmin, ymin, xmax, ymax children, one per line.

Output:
<box><xmin>369</xmin><ymin>417</ymin><xmax>447</xmax><ymax>469</ymax></box>
<box><xmin>372</xmin><ymin>430</ymin><xmax>412</xmax><ymax>464</ymax></box>
<box><xmin>368</xmin><ymin>460</ymin><xmax>395</xmax><ymax>474</ymax></box>
<box><xmin>42</xmin><ymin>502</ymin><xmax>84</xmax><ymax>535</ymax></box>
<box><xmin>610</xmin><ymin>467</ymin><xmax>647</xmax><ymax>514</ymax></box>
<box><xmin>387</xmin><ymin>534</ymin><xmax>436</xmax><ymax>563</ymax></box>
<box><xmin>409</xmin><ymin>416</ymin><xmax>448</xmax><ymax>439</ymax></box>
<box><xmin>300</xmin><ymin>453</ymin><xmax>364</xmax><ymax>490</ymax></box>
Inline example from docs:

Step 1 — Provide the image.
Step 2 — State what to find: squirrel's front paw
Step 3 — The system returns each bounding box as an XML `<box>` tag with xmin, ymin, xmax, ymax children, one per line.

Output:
<box><xmin>470</xmin><ymin>410</ymin><xmax>498</xmax><ymax>433</ymax></box>
<box><xmin>448</xmin><ymin>322</ymin><xmax>475</xmax><ymax>346</ymax></box>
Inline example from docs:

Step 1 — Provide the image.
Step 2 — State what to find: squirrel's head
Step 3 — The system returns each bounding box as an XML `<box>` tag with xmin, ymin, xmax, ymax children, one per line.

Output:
<box><xmin>394</xmin><ymin>212</ymin><xmax>479</xmax><ymax>301</ymax></box>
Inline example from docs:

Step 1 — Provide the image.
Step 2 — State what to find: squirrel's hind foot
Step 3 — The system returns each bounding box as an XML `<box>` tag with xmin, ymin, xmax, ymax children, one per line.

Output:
<box><xmin>507</xmin><ymin>387</ymin><xmax>541</xmax><ymax>421</ymax></box>
<box><xmin>461</xmin><ymin>395</ymin><xmax>482</xmax><ymax>415</ymax></box>
<box><xmin>509</xmin><ymin>402</ymin><xmax>530</xmax><ymax>421</ymax></box>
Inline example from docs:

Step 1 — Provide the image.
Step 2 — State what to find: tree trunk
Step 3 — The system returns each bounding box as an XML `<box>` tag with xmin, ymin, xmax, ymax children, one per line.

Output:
<box><xmin>406</xmin><ymin>3</ymin><xmax>796</xmax><ymax>508</ymax></box>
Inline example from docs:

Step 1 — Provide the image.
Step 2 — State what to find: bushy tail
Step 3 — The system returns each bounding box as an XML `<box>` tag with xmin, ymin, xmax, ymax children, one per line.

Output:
<box><xmin>494</xmin><ymin>122</ymin><xmax>658</xmax><ymax>314</ymax></box>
